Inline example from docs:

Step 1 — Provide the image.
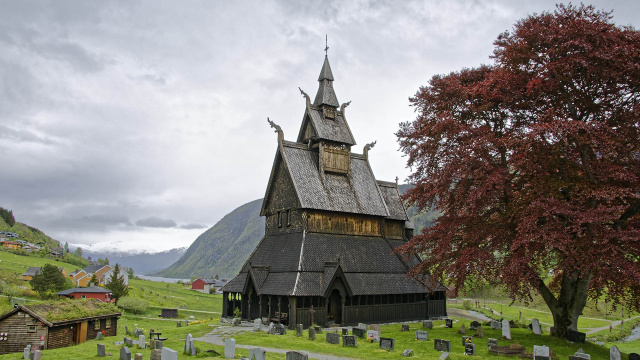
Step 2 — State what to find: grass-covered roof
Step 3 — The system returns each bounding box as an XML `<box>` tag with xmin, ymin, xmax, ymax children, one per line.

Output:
<box><xmin>24</xmin><ymin>299</ymin><xmax>119</xmax><ymax>323</ymax></box>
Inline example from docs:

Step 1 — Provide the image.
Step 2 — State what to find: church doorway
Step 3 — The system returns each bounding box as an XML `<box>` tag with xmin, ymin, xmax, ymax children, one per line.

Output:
<box><xmin>327</xmin><ymin>289</ymin><xmax>342</xmax><ymax>324</ymax></box>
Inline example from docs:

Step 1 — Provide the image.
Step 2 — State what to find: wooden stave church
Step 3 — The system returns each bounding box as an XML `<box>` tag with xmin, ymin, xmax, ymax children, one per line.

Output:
<box><xmin>221</xmin><ymin>55</ymin><xmax>447</xmax><ymax>327</ymax></box>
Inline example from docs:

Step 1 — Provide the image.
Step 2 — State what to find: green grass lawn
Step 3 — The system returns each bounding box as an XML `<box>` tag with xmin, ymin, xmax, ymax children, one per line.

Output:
<box><xmin>0</xmin><ymin>250</ymin><xmax>82</xmax><ymax>278</ymax></box>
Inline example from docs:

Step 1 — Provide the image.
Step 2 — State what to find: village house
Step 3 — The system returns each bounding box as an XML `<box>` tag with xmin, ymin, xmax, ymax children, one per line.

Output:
<box><xmin>21</xmin><ymin>267</ymin><xmax>68</xmax><ymax>281</ymax></box>
<box><xmin>191</xmin><ymin>278</ymin><xmax>227</xmax><ymax>294</ymax></box>
<box><xmin>0</xmin><ymin>301</ymin><xmax>120</xmax><ymax>354</ymax></box>
<box><xmin>68</xmin><ymin>269</ymin><xmax>90</xmax><ymax>287</ymax></box>
<box><xmin>0</xmin><ymin>240</ymin><xmax>20</xmax><ymax>250</ymax></box>
<box><xmin>57</xmin><ymin>287</ymin><xmax>114</xmax><ymax>303</ymax></box>
<box><xmin>221</xmin><ymin>55</ymin><xmax>447</xmax><ymax>328</ymax></box>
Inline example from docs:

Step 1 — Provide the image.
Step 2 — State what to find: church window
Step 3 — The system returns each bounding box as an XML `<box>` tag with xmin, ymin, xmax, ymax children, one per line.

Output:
<box><xmin>286</xmin><ymin>210</ymin><xmax>291</xmax><ymax>226</ymax></box>
<box><xmin>277</xmin><ymin>211</ymin><xmax>282</xmax><ymax>228</ymax></box>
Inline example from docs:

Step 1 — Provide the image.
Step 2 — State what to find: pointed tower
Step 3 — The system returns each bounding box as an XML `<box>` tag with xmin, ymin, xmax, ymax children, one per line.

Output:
<box><xmin>221</xmin><ymin>55</ymin><xmax>447</xmax><ymax>327</ymax></box>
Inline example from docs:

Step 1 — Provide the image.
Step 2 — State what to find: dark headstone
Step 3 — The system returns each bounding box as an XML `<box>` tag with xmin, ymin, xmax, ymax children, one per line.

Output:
<box><xmin>415</xmin><ymin>330</ymin><xmax>428</xmax><ymax>341</ymax></box>
<box><xmin>125</xmin><ymin>326</ymin><xmax>130</xmax><ymax>335</ymax></box>
<box><xmin>445</xmin><ymin>318</ymin><xmax>453</xmax><ymax>328</ymax></box>
<box><xmin>98</xmin><ymin>343</ymin><xmax>106</xmax><ymax>357</ymax></box>
<box><xmin>155</xmin><ymin>340</ymin><xmax>163</xmax><ymax>350</ymax></box>
<box><xmin>275</xmin><ymin>324</ymin><xmax>286</xmax><ymax>335</ymax></box>
<box><xmin>401</xmin><ymin>324</ymin><xmax>410</xmax><ymax>332</ymax></box>
<box><xmin>566</xmin><ymin>329</ymin><xmax>586</xmax><ymax>343</ymax></box>
<box><xmin>285</xmin><ymin>351</ymin><xmax>308</xmax><ymax>360</ymax></box>
<box><xmin>402</xmin><ymin>349</ymin><xmax>413</xmax><ymax>357</ymax></box>
<box><xmin>341</xmin><ymin>328</ymin><xmax>348</xmax><ymax>336</ymax></box>
<box><xmin>177</xmin><ymin>321</ymin><xmax>181</xmax><ymax>327</ymax></box>
<box><xmin>326</xmin><ymin>332</ymin><xmax>340</xmax><ymax>344</ymax></box>
<box><xmin>469</xmin><ymin>321</ymin><xmax>481</xmax><ymax>330</ymax></box>
<box><xmin>459</xmin><ymin>324</ymin><xmax>466</xmax><ymax>334</ymax></box>
<box><xmin>31</xmin><ymin>350</ymin><xmax>41</xmax><ymax>360</ymax></box>
<box><xmin>488</xmin><ymin>338</ymin><xmax>498</xmax><ymax>348</ymax></box>
<box><xmin>150</xmin><ymin>349</ymin><xmax>162</xmax><ymax>360</ymax></box>
<box><xmin>629</xmin><ymin>353</ymin><xmax>640</xmax><ymax>360</ymax></box>
<box><xmin>462</xmin><ymin>336</ymin><xmax>473</xmax><ymax>346</ymax></box>
<box><xmin>352</xmin><ymin>327</ymin><xmax>366</xmax><ymax>338</ymax></box>
<box><xmin>296</xmin><ymin>324</ymin><xmax>303</xmax><ymax>337</ymax></box>
<box><xmin>434</xmin><ymin>339</ymin><xmax>451</xmax><ymax>352</ymax></box>
<box><xmin>342</xmin><ymin>335</ymin><xmax>357</xmax><ymax>347</ymax></box>
<box><xmin>308</xmin><ymin>328</ymin><xmax>316</xmax><ymax>340</ymax></box>
<box><xmin>120</xmin><ymin>346</ymin><xmax>132</xmax><ymax>360</ymax></box>
<box><xmin>379</xmin><ymin>337</ymin><xmax>395</xmax><ymax>351</ymax></box>
<box><xmin>465</xmin><ymin>343</ymin><xmax>476</xmax><ymax>355</ymax></box>
<box><xmin>422</xmin><ymin>320</ymin><xmax>433</xmax><ymax>329</ymax></box>
<box><xmin>161</xmin><ymin>308</ymin><xmax>178</xmax><ymax>318</ymax></box>
<box><xmin>314</xmin><ymin>325</ymin><xmax>322</xmax><ymax>334</ymax></box>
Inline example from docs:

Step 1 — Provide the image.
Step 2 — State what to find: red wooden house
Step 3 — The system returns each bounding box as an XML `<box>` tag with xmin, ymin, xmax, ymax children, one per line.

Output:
<box><xmin>56</xmin><ymin>287</ymin><xmax>114</xmax><ymax>303</ymax></box>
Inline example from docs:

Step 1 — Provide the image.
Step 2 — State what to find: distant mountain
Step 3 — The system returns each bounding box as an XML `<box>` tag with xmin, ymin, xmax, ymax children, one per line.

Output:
<box><xmin>83</xmin><ymin>247</ymin><xmax>187</xmax><ymax>275</ymax></box>
<box><xmin>153</xmin><ymin>199</ymin><xmax>264</xmax><ymax>279</ymax></box>
<box><xmin>154</xmin><ymin>187</ymin><xmax>441</xmax><ymax>280</ymax></box>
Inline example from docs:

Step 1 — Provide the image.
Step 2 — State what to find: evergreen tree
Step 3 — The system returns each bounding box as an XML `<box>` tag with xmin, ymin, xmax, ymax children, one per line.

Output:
<box><xmin>64</xmin><ymin>242</ymin><xmax>69</xmax><ymax>253</ymax></box>
<box><xmin>30</xmin><ymin>263</ymin><xmax>71</xmax><ymax>298</ymax></box>
<box><xmin>89</xmin><ymin>273</ymin><xmax>99</xmax><ymax>286</ymax></box>
<box><xmin>105</xmin><ymin>263</ymin><xmax>128</xmax><ymax>301</ymax></box>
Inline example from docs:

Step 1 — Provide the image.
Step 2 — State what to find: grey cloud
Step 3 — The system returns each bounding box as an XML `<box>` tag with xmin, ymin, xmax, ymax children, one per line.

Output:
<box><xmin>0</xmin><ymin>126</ymin><xmax>55</xmax><ymax>145</ymax></box>
<box><xmin>136</xmin><ymin>217</ymin><xmax>177</xmax><ymax>228</ymax></box>
<box><xmin>83</xmin><ymin>214</ymin><xmax>132</xmax><ymax>226</ymax></box>
<box><xmin>179</xmin><ymin>223</ymin><xmax>208</xmax><ymax>230</ymax></box>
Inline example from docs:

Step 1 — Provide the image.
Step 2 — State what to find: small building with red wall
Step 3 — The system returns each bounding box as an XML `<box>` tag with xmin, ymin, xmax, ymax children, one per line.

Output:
<box><xmin>192</xmin><ymin>278</ymin><xmax>227</xmax><ymax>294</ymax></box>
<box><xmin>57</xmin><ymin>287</ymin><xmax>114</xmax><ymax>303</ymax></box>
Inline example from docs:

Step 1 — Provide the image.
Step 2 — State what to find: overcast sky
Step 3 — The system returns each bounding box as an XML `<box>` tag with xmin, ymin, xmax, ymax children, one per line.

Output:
<box><xmin>2</xmin><ymin>0</ymin><xmax>639</xmax><ymax>253</ymax></box>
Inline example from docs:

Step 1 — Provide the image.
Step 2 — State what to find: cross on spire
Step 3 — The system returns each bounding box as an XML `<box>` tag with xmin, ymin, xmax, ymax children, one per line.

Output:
<box><xmin>325</xmin><ymin>35</ymin><xmax>329</xmax><ymax>55</ymax></box>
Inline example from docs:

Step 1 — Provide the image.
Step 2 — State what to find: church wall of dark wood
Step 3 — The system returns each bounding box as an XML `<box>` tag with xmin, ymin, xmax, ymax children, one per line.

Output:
<box><xmin>265</xmin><ymin>210</ymin><xmax>304</xmax><ymax>234</ymax></box>
<box><xmin>384</xmin><ymin>220</ymin><xmax>405</xmax><ymax>239</ymax></box>
<box><xmin>264</xmin><ymin>159</ymin><xmax>300</xmax><ymax>215</ymax></box>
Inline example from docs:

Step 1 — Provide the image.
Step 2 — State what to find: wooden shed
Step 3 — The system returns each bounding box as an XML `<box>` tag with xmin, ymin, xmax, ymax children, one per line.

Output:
<box><xmin>0</xmin><ymin>300</ymin><xmax>120</xmax><ymax>355</ymax></box>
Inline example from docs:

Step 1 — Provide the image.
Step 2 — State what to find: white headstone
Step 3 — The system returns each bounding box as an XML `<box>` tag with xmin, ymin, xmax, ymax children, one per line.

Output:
<box><xmin>184</xmin><ymin>333</ymin><xmax>192</xmax><ymax>353</ymax></box>
<box><xmin>23</xmin><ymin>346</ymin><xmax>30</xmax><ymax>360</ymax></box>
<box><xmin>532</xmin><ymin>318</ymin><xmax>542</xmax><ymax>335</ymax></box>
<box><xmin>573</xmin><ymin>349</ymin><xmax>591</xmax><ymax>360</ymax></box>
<box><xmin>367</xmin><ymin>330</ymin><xmax>380</xmax><ymax>342</ymax></box>
<box><xmin>161</xmin><ymin>347</ymin><xmax>178</xmax><ymax>360</ymax></box>
<box><xmin>254</xmin><ymin>318</ymin><xmax>262</xmax><ymax>331</ymax></box>
<box><xmin>249</xmin><ymin>347</ymin><xmax>266</xmax><ymax>360</ymax></box>
<box><xmin>439</xmin><ymin>352</ymin><xmax>450</xmax><ymax>360</ymax></box>
<box><xmin>501</xmin><ymin>319</ymin><xmax>512</xmax><ymax>340</ymax></box>
<box><xmin>610</xmin><ymin>345</ymin><xmax>622</xmax><ymax>360</ymax></box>
<box><xmin>139</xmin><ymin>335</ymin><xmax>145</xmax><ymax>349</ymax></box>
<box><xmin>533</xmin><ymin>345</ymin><xmax>550</xmax><ymax>360</ymax></box>
<box><xmin>225</xmin><ymin>338</ymin><xmax>236</xmax><ymax>359</ymax></box>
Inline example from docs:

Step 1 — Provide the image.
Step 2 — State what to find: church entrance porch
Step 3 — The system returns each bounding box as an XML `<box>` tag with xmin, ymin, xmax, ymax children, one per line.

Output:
<box><xmin>327</xmin><ymin>289</ymin><xmax>343</xmax><ymax>325</ymax></box>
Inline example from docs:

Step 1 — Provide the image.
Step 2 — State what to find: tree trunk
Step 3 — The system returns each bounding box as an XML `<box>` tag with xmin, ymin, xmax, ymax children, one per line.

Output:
<box><xmin>537</xmin><ymin>272</ymin><xmax>592</xmax><ymax>338</ymax></box>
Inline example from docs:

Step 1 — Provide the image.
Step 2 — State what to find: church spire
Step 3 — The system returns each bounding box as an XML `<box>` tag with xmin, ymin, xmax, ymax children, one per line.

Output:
<box><xmin>314</xmin><ymin>55</ymin><xmax>339</xmax><ymax>108</ymax></box>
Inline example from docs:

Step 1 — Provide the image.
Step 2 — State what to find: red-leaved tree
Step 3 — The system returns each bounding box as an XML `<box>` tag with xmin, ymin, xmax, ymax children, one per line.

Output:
<box><xmin>397</xmin><ymin>4</ymin><xmax>640</xmax><ymax>337</ymax></box>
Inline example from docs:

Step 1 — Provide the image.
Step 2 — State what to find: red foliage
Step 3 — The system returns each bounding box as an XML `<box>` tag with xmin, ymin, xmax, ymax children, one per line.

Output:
<box><xmin>397</xmin><ymin>4</ymin><xmax>640</xmax><ymax>329</ymax></box>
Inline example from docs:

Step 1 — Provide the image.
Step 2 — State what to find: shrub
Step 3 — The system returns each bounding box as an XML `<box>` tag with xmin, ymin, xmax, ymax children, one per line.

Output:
<box><xmin>463</xmin><ymin>299</ymin><xmax>472</xmax><ymax>310</ymax></box>
<box><xmin>116</xmin><ymin>296</ymin><xmax>149</xmax><ymax>314</ymax></box>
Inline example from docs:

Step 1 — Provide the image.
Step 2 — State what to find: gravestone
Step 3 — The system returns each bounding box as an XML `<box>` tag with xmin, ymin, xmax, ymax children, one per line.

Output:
<box><xmin>488</xmin><ymin>338</ymin><xmax>498</xmax><ymax>348</ymax></box>
<box><xmin>184</xmin><ymin>333</ymin><xmax>192</xmax><ymax>353</ymax></box>
<box><xmin>367</xmin><ymin>330</ymin><xmax>380</xmax><ymax>342</ymax></box>
<box><xmin>190</xmin><ymin>343</ymin><xmax>197</xmax><ymax>356</ymax></box>
<box><xmin>31</xmin><ymin>351</ymin><xmax>41</xmax><ymax>360</ymax></box>
<box><xmin>439</xmin><ymin>352</ymin><xmax>450</xmax><ymax>360</ymax></box>
<box><xmin>150</xmin><ymin>338</ymin><xmax>155</xmax><ymax>349</ymax></box>
<box><xmin>125</xmin><ymin>337</ymin><xmax>133</xmax><ymax>347</ymax></box>
<box><xmin>314</xmin><ymin>325</ymin><xmax>322</xmax><ymax>334</ymax></box>
<box><xmin>224</xmin><ymin>339</ymin><xmax>236</xmax><ymax>359</ymax></box>
<box><xmin>490</xmin><ymin>320</ymin><xmax>501</xmax><ymax>329</ymax></box>
<box><xmin>475</xmin><ymin>325</ymin><xmax>484</xmax><ymax>338</ymax></box>
<box><xmin>326</xmin><ymin>332</ymin><xmax>340</xmax><ymax>344</ymax></box>
<box><xmin>610</xmin><ymin>345</ymin><xmax>621</xmax><ymax>360</ymax></box>
<box><xmin>566</xmin><ymin>329</ymin><xmax>586</xmax><ymax>343</ymax></box>
<box><xmin>275</xmin><ymin>324</ymin><xmax>286</xmax><ymax>335</ymax></box>
<box><xmin>177</xmin><ymin>321</ymin><xmax>181</xmax><ymax>327</ymax></box>
<box><xmin>161</xmin><ymin>347</ymin><xmax>178</xmax><ymax>360</ymax></box>
<box><xmin>422</xmin><ymin>320</ymin><xmax>433</xmax><ymax>329</ymax></box>
<box><xmin>629</xmin><ymin>353</ymin><xmax>640</xmax><ymax>360</ymax></box>
<box><xmin>465</xmin><ymin>343</ymin><xmax>476</xmax><ymax>355</ymax></box>
<box><xmin>296</xmin><ymin>324</ymin><xmax>303</xmax><ymax>336</ymax></box>
<box><xmin>415</xmin><ymin>330</ymin><xmax>428</xmax><ymax>341</ymax></box>
<box><xmin>352</xmin><ymin>327</ymin><xmax>366</xmax><ymax>338</ymax></box>
<box><xmin>249</xmin><ymin>347</ymin><xmax>266</xmax><ymax>360</ymax></box>
<box><xmin>286</xmin><ymin>351</ymin><xmax>308</xmax><ymax>360</ymax></box>
<box><xmin>462</xmin><ymin>336</ymin><xmax>473</xmax><ymax>346</ymax></box>
<box><xmin>308</xmin><ymin>327</ymin><xmax>316</xmax><ymax>340</ymax></box>
<box><xmin>268</xmin><ymin>323</ymin><xmax>275</xmax><ymax>334</ymax></box>
<box><xmin>134</xmin><ymin>354</ymin><xmax>143</xmax><ymax>360</ymax></box>
<box><xmin>343</xmin><ymin>335</ymin><xmax>357</xmax><ymax>347</ymax></box>
<box><xmin>341</xmin><ymin>328</ymin><xmax>348</xmax><ymax>336</ymax></box>
<box><xmin>126</xmin><ymin>326</ymin><xmax>130</xmax><ymax>335</ymax></box>
<box><xmin>185</xmin><ymin>320</ymin><xmax>189</xmax><ymax>326</ymax></box>
<box><xmin>501</xmin><ymin>319</ymin><xmax>511</xmax><ymax>340</ymax></box>
<box><xmin>445</xmin><ymin>318</ymin><xmax>453</xmax><ymax>328</ymax></box>
<box><xmin>533</xmin><ymin>345</ymin><xmax>550</xmax><ymax>360</ymax></box>
<box><xmin>531</xmin><ymin>318</ymin><xmax>542</xmax><ymax>335</ymax></box>
<box><xmin>120</xmin><ymin>346</ymin><xmax>132</xmax><ymax>360</ymax></box>
<box><xmin>401</xmin><ymin>324</ymin><xmax>410</xmax><ymax>332</ymax></box>
<box><xmin>97</xmin><ymin>332</ymin><xmax>103</xmax><ymax>340</ymax></box>
<box><xmin>459</xmin><ymin>324</ymin><xmax>466</xmax><ymax>334</ymax></box>
<box><xmin>358</xmin><ymin>323</ymin><xmax>368</xmax><ymax>331</ymax></box>
<box><xmin>434</xmin><ymin>339</ymin><xmax>451</xmax><ymax>352</ymax></box>
<box><xmin>134</xmin><ymin>327</ymin><xmax>139</xmax><ymax>336</ymax></box>
<box><xmin>402</xmin><ymin>349</ymin><xmax>413</xmax><ymax>357</ymax></box>
<box><xmin>98</xmin><ymin>343</ymin><xmax>106</xmax><ymax>357</ymax></box>
<box><xmin>155</xmin><ymin>340</ymin><xmax>163</xmax><ymax>349</ymax></box>
<box><xmin>254</xmin><ymin>318</ymin><xmax>262</xmax><ymax>331</ymax></box>
<box><xmin>150</xmin><ymin>349</ymin><xmax>162</xmax><ymax>360</ymax></box>
<box><xmin>569</xmin><ymin>348</ymin><xmax>591</xmax><ymax>360</ymax></box>
<box><xmin>23</xmin><ymin>345</ymin><xmax>30</xmax><ymax>359</ymax></box>
<box><xmin>379</xmin><ymin>337</ymin><xmax>395</xmax><ymax>351</ymax></box>
<box><xmin>469</xmin><ymin>321</ymin><xmax>481</xmax><ymax>330</ymax></box>
<box><xmin>370</xmin><ymin>324</ymin><xmax>381</xmax><ymax>334</ymax></box>
<box><xmin>139</xmin><ymin>335</ymin><xmax>145</xmax><ymax>349</ymax></box>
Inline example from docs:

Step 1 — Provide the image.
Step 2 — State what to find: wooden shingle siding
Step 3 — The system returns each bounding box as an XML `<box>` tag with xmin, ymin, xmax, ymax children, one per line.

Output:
<box><xmin>47</xmin><ymin>325</ymin><xmax>73</xmax><ymax>350</ymax></box>
<box><xmin>307</xmin><ymin>211</ymin><xmax>382</xmax><ymax>236</ymax></box>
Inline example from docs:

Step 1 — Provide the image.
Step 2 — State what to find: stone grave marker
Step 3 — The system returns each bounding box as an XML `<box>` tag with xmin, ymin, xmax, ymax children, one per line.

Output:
<box><xmin>370</xmin><ymin>324</ymin><xmax>381</xmax><ymax>334</ymax></box>
<box><xmin>610</xmin><ymin>345</ymin><xmax>621</xmax><ymax>360</ymax></box>
<box><xmin>341</xmin><ymin>328</ymin><xmax>348</xmax><ymax>336</ymax></box>
<box><xmin>120</xmin><ymin>346</ymin><xmax>132</xmax><ymax>360</ymax></box>
<box><xmin>343</xmin><ymin>335</ymin><xmax>357</xmax><ymax>347</ymax></box>
<box><xmin>285</xmin><ymin>351</ymin><xmax>308</xmax><ymax>360</ymax></box>
<box><xmin>161</xmin><ymin>347</ymin><xmax>178</xmax><ymax>360</ymax></box>
<box><xmin>459</xmin><ymin>324</ymin><xmax>466</xmax><ymax>334</ymax></box>
<box><xmin>352</xmin><ymin>327</ymin><xmax>366</xmax><ymax>338</ymax></box>
<box><xmin>358</xmin><ymin>323</ymin><xmax>368</xmax><ymax>331</ymax></box>
<box><xmin>268</xmin><ymin>322</ymin><xmax>275</xmax><ymax>334</ymax></box>
<box><xmin>367</xmin><ymin>330</ymin><xmax>380</xmax><ymax>342</ymax></box>
<box><xmin>531</xmin><ymin>318</ymin><xmax>542</xmax><ymax>335</ymax></box>
<box><xmin>326</xmin><ymin>332</ymin><xmax>340</xmax><ymax>344</ymax></box>
<box><xmin>308</xmin><ymin>327</ymin><xmax>316</xmax><ymax>340</ymax></box>
<box><xmin>488</xmin><ymin>338</ymin><xmax>498</xmax><ymax>348</ymax></box>
<box><xmin>177</xmin><ymin>321</ymin><xmax>181</xmax><ymax>327</ymax></box>
<box><xmin>415</xmin><ymin>330</ymin><xmax>428</xmax><ymax>341</ymax></box>
<box><xmin>490</xmin><ymin>320</ymin><xmax>501</xmax><ymax>329</ymax></box>
<box><xmin>150</xmin><ymin>349</ymin><xmax>161</xmax><ymax>360</ymax></box>
<box><xmin>629</xmin><ymin>353</ymin><xmax>640</xmax><ymax>360</ymax></box>
<box><xmin>439</xmin><ymin>352</ymin><xmax>450</xmax><ymax>360</ymax></box>
<box><xmin>296</xmin><ymin>324</ymin><xmax>303</xmax><ymax>336</ymax></box>
<box><xmin>475</xmin><ymin>325</ymin><xmax>484</xmax><ymax>338</ymax></box>
<box><xmin>23</xmin><ymin>345</ymin><xmax>30</xmax><ymax>359</ymax></box>
<box><xmin>184</xmin><ymin>333</ymin><xmax>192</xmax><ymax>353</ymax></box>
<box><xmin>134</xmin><ymin>354</ymin><xmax>143</xmax><ymax>360</ymax></box>
<box><xmin>97</xmin><ymin>332</ymin><xmax>103</xmax><ymax>340</ymax></box>
<box><xmin>501</xmin><ymin>319</ymin><xmax>511</xmax><ymax>340</ymax></box>
<box><xmin>98</xmin><ymin>343</ymin><xmax>106</xmax><ymax>357</ymax></box>
<box><xmin>139</xmin><ymin>335</ymin><xmax>145</xmax><ymax>349</ymax></box>
<box><xmin>422</xmin><ymin>320</ymin><xmax>433</xmax><ymax>329</ymax></box>
<box><xmin>191</xmin><ymin>343</ymin><xmax>197</xmax><ymax>356</ymax></box>
<box><xmin>314</xmin><ymin>325</ymin><xmax>322</xmax><ymax>334</ymax></box>
<box><xmin>126</xmin><ymin>326</ymin><xmax>130</xmax><ymax>335</ymax></box>
<box><xmin>465</xmin><ymin>343</ymin><xmax>476</xmax><ymax>355</ymax></box>
<box><xmin>185</xmin><ymin>320</ymin><xmax>189</xmax><ymax>326</ymax></box>
<box><xmin>125</xmin><ymin>337</ymin><xmax>133</xmax><ymax>347</ymax></box>
<box><xmin>566</xmin><ymin>329</ymin><xmax>586</xmax><ymax>343</ymax></box>
<box><xmin>569</xmin><ymin>348</ymin><xmax>591</xmax><ymax>360</ymax></box>
<box><xmin>533</xmin><ymin>345</ymin><xmax>550</xmax><ymax>360</ymax></box>
<box><xmin>434</xmin><ymin>339</ymin><xmax>451</xmax><ymax>352</ymax></box>
<box><xmin>150</xmin><ymin>338</ymin><xmax>155</xmax><ymax>349</ymax></box>
<box><xmin>31</xmin><ymin>351</ymin><xmax>41</xmax><ymax>360</ymax></box>
<box><xmin>379</xmin><ymin>337</ymin><xmax>395</xmax><ymax>351</ymax></box>
<box><xmin>402</xmin><ymin>349</ymin><xmax>413</xmax><ymax>357</ymax></box>
<box><xmin>254</xmin><ymin>318</ymin><xmax>262</xmax><ymax>331</ymax></box>
<box><xmin>249</xmin><ymin>347</ymin><xmax>266</xmax><ymax>360</ymax></box>
<box><xmin>155</xmin><ymin>340</ymin><xmax>163</xmax><ymax>349</ymax></box>
<box><xmin>462</xmin><ymin>335</ymin><xmax>473</xmax><ymax>346</ymax></box>
<box><xmin>275</xmin><ymin>324</ymin><xmax>286</xmax><ymax>335</ymax></box>
<box><xmin>445</xmin><ymin>318</ymin><xmax>453</xmax><ymax>328</ymax></box>
<box><xmin>401</xmin><ymin>324</ymin><xmax>410</xmax><ymax>332</ymax></box>
<box><xmin>469</xmin><ymin>321</ymin><xmax>481</xmax><ymax>330</ymax></box>
<box><xmin>224</xmin><ymin>339</ymin><xmax>236</xmax><ymax>359</ymax></box>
